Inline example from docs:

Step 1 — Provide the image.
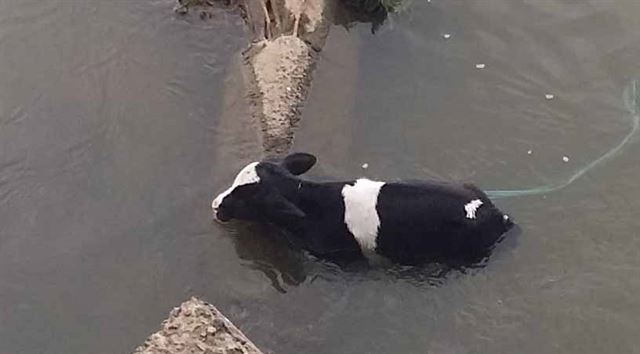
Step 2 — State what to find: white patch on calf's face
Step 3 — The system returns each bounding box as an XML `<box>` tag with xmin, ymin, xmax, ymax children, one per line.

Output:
<box><xmin>464</xmin><ymin>199</ymin><xmax>483</xmax><ymax>219</ymax></box>
<box><xmin>342</xmin><ymin>179</ymin><xmax>385</xmax><ymax>252</ymax></box>
<box><xmin>211</xmin><ymin>162</ymin><xmax>260</xmax><ymax>214</ymax></box>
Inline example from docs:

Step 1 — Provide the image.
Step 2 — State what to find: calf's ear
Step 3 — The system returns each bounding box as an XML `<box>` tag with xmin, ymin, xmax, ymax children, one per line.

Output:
<box><xmin>282</xmin><ymin>153</ymin><xmax>316</xmax><ymax>175</ymax></box>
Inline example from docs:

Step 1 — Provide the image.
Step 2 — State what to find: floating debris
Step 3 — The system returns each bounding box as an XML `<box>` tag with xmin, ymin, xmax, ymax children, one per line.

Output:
<box><xmin>562</xmin><ymin>156</ymin><xmax>570</xmax><ymax>162</ymax></box>
<box><xmin>362</xmin><ymin>163</ymin><xmax>369</xmax><ymax>169</ymax></box>
<box><xmin>442</xmin><ymin>33</ymin><xmax>451</xmax><ymax>39</ymax></box>
<box><xmin>545</xmin><ymin>93</ymin><xmax>554</xmax><ymax>100</ymax></box>
<box><xmin>475</xmin><ymin>63</ymin><xmax>486</xmax><ymax>69</ymax></box>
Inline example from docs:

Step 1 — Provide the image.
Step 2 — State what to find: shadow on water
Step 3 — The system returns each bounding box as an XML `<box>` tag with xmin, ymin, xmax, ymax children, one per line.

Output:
<box><xmin>217</xmin><ymin>219</ymin><xmax>523</xmax><ymax>292</ymax></box>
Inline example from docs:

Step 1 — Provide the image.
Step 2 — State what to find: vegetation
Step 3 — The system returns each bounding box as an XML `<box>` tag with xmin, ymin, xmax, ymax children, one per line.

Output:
<box><xmin>336</xmin><ymin>0</ymin><xmax>412</xmax><ymax>33</ymax></box>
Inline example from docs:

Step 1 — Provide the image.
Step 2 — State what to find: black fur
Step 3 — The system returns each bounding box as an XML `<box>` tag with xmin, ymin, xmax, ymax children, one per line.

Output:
<box><xmin>375</xmin><ymin>182</ymin><xmax>511</xmax><ymax>265</ymax></box>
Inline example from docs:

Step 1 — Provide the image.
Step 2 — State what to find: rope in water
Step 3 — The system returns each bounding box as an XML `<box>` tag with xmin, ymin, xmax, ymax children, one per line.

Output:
<box><xmin>486</xmin><ymin>80</ymin><xmax>640</xmax><ymax>199</ymax></box>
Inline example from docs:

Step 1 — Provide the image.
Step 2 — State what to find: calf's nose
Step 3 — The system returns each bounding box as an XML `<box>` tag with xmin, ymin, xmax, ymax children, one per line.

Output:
<box><xmin>211</xmin><ymin>197</ymin><xmax>223</xmax><ymax>222</ymax></box>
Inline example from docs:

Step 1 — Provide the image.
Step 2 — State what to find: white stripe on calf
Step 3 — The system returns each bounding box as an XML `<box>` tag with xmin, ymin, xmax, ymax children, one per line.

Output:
<box><xmin>341</xmin><ymin>179</ymin><xmax>385</xmax><ymax>252</ymax></box>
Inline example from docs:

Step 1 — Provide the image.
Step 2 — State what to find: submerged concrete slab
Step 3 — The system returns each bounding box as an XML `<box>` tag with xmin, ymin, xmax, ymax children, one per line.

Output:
<box><xmin>248</xmin><ymin>35</ymin><xmax>315</xmax><ymax>154</ymax></box>
<box><xmin>243</xmin><ymin>0</ymin><xmax>331</xmax><ymax>155</ymax></box>
<box><xmin>175</xmin><ymin>0</ymin><xmax>332</xmax><ymax>155</ymax></box>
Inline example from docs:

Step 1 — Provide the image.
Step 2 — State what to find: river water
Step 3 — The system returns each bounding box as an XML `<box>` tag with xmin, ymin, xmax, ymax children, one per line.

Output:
<box><xmin>2</xmin><ymin>0</ymin><xmax>640</xmax><ymax>353</ymax></box>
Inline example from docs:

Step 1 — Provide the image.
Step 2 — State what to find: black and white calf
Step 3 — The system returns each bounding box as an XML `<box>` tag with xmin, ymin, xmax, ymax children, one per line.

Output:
<box><xmin>212</xmin><ymin>153</ymin><xmax>514</xmax><ymax>266</ymax></box>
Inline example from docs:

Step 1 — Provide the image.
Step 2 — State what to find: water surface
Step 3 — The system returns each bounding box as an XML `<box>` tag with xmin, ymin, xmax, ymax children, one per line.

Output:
<box><xmin>2</xmin><ymin>1</ymin><xmax>640</xmax><ymax>353</ymax></box>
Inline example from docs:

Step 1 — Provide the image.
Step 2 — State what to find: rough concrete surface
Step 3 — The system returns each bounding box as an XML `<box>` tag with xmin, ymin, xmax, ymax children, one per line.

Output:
<box><xmin>175</xmin><ymin>0</ymin><xmax>331</xmax><ymax>154</ymax></box>
<box><xmin>248</xmin><ymin>35</ymin><xmax>315</xmax><ymax>154</ymax></box>
<box><xmin>244</xmin><ymin>0</ymin><xmax>331</xmax><ymax>154</ymax></box>
<box><xmin>132</xmin><ymin>297</ymin><xmax>264</xmax><ymax>354</ymax></box>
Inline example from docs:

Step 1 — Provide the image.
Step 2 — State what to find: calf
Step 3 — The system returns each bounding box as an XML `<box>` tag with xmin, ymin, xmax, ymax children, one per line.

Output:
<box><xmin>212</xmin><ymin>153</ymin><xmax>514</xmax><ymax>266</ymax></box>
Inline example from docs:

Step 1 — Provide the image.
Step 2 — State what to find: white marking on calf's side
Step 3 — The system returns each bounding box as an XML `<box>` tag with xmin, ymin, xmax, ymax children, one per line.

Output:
<box><xmin>464</xmin><ymin>199</ymin><xmax>483</xmax><ymax>219</ymax></box>
<box><xmin>341</xmin><ymin>179</ymin><xmax>385</xmax><ymax>252</ymax></box>
<box><xmin>212</xmin><ymin>162</ymin><xmax>260</xmax><ymax>211</ymax></box>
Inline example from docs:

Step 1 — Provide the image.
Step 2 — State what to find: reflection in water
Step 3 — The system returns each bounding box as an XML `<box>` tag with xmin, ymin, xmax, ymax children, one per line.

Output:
<box><xmin>222</xmin><ymin>222</ymin><xmax>309</xmax><ymax>292</ymax></box>
<box><xmin>220</xmin><ymin>219</ymin><xmax>522</xmax><ymax>292</ymax></box>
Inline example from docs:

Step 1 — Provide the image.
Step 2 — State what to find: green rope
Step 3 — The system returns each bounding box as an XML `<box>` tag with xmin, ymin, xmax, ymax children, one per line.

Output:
<box><xmin>486</xmin><ymin>80</ymin><xmax>640</xmax><ymax>199</ymax></box>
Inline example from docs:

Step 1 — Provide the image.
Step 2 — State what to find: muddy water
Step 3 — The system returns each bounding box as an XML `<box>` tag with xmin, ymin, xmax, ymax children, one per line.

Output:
<box><xmin>2</xmin><ymin>1</ymin><xmax>640</xmax><ymax>354</ymax></box>
<box><xmin>0</xmin><ymin>1</ymin><xmax>252</xmax><ymax>352</ymax></box>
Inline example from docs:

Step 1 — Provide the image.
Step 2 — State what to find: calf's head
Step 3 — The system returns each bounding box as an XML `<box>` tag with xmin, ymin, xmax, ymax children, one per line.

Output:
<box><xmin>211</xmin><ymin>153</ymin><xmax>317</xmax><ymax>223</ymax></box>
